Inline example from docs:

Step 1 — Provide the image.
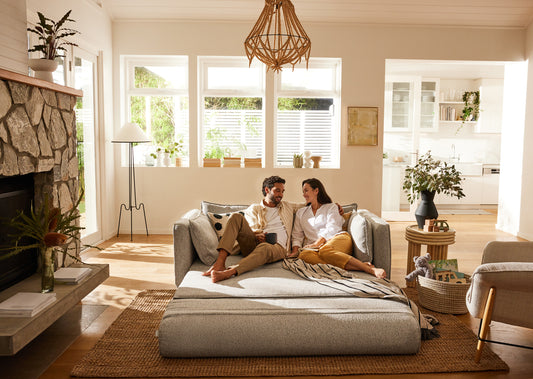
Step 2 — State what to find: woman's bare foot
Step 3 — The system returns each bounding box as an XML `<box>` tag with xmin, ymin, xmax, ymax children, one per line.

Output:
<box><xmin>371</xmin><ymin>267</ymin><xmax>387</xmax><ymax>279</ymax></box>
<box><xmin>211</xmin><ymin>268</ymin><xmax>237</xmax><ymax>283</ymax></box>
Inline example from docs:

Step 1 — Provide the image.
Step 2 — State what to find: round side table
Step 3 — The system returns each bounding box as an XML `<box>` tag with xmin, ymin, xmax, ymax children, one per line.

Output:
<box><xmin>404</xmin><ymin>225</ymin><xmax>455</xmax><ymax>288</ymax></box>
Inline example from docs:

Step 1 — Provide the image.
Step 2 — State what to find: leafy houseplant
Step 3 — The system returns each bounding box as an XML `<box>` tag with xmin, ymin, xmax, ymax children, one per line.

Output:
<box><xmin>293</xmin><ymin>153</ymin><xmax>303</xmax><ymax>168</ymax></box>
<box><xmin>403</xmin><ymin>152</ymin><xmax>465</xmax><ymax>228</ymax></box>
<box><xmin>0</xmin><ymin>192</ymin><xmax>92</xmax><ymax>292</ymax></box>
<box><xmin>27</xmin><ymin>10</ymin><xmax>80</xmax><ymax>60</ymax></box>
<box><xmin>27</xmin><ymin>10</ymin><xmax>80</xmax><ymax>82</ymax></box>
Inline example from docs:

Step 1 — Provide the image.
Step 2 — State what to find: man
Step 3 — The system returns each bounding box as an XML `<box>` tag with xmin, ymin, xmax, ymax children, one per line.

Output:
<box><xmin>203</xmin><ymin>175</ymin><xmax>297</xmax><ymax>283</ymax></box>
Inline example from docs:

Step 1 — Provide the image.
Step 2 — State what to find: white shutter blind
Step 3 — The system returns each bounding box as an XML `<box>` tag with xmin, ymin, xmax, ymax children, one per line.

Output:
<box><xmin>204</xmin><ymin>110</ymin><xmax>263</xmax><ymax>157</ymax></box>
<box><xmin>277</xmin><ymin>109</ymin><xmax>334</xmax><ymax>167</ymax></box>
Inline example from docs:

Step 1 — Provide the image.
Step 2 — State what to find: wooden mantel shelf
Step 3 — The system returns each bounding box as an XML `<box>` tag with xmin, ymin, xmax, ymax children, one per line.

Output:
<box><xmin>0</xmin><ymin>67</ymin><xmax>83</xmax><ymax>97</ymax></box>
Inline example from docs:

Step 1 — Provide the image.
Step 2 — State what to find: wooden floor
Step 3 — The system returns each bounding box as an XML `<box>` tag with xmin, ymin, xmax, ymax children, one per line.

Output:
<box><xmin>30</xmin><ymin>211</ymin><xmax>533</xmax><ymax>378</ymax></box>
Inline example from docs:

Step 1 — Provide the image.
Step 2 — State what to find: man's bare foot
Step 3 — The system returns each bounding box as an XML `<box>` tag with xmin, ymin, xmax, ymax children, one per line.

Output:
<box><xmin>202</xmin><ymin>250</ymin><xmax>229</xmax><ymax>276</ymax></box>
<box><xmin>202</xmin><ymin>263</ymin><xmax>226</xmax><ymax>276</ymax></box>
<box><xmin>211</xmin><ymin>268</ymin><xmax>237</xmax><ymax>283</ymax></box>
<box><xmin>371</xmin><ymin>267</ymin><xmax>387</xmax><ymax>279</ymax></box>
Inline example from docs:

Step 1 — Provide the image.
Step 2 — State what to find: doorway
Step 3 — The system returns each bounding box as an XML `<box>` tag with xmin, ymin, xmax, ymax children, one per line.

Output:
<box><xmin>382</xmin><ymin>60</ymin><xmax>506</xmax><ymax>221</ymax></box>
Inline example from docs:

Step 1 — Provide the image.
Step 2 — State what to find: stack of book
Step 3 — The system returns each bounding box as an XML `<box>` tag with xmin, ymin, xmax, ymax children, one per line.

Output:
<box><xmin>0</xmin><ymin>292</ymin><xmax>56</xmax><ymax>317</ymax></box>
<box><xmin>54</xmin><ymin>267</ymin><xmax>92</xmax><ymax>284</ymax></box>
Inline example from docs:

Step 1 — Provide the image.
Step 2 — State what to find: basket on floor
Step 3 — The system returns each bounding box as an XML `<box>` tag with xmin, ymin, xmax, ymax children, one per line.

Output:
<box><xmin>416</xmin><ymin>274</ymin><xmax>471</xmax><ymax>314</ymax></box>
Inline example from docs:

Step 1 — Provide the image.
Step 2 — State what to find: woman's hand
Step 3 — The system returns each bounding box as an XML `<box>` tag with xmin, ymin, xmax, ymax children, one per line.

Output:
<box><xmin>287</xmin><ymin>246</ymin><xmax>300</xmax><ymax>258</ymax></box>
<box><xmin>304</xmin><ymin>237</ymin><xmax>326</xmax><ymax>249</ymax></box>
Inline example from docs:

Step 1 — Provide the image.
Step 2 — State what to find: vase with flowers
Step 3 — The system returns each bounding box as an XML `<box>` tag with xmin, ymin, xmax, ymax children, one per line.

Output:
<box><xmin>0</xmin><ymin>191</ymin><xmax>92</xmax><ymax>293</ymax></box>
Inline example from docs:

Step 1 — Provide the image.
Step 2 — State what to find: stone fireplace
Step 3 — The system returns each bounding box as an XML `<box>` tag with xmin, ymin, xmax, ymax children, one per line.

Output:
<box><xmin>0</xmin><ymin>68</ymin><xmax>83</xmax><ymax>289</ymax></box>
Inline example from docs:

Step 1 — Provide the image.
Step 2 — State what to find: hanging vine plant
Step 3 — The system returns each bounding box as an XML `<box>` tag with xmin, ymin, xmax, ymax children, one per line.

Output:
<box><xmin>456</xmin><ymin>90</ymin><xmax>480</xmax><ymax>133</ymax></box>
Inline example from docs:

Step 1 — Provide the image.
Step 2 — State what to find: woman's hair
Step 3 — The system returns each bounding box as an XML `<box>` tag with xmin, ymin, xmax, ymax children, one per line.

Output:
<box><xmin>302</xmin><ymin>178</ymin><xmax>332</xmax><ymax>205</ymax></box>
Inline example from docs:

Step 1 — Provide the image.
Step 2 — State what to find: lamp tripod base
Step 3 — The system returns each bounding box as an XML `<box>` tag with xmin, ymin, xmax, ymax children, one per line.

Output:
<box><xmin>117</xmin><ymin>202</ymin><xmax>149</xmax><ymax>241</ymax></box>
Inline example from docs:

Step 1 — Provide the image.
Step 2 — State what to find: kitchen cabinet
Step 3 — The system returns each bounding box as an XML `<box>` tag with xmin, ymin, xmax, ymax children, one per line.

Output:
<box><xmin>433</xmin><ymin>176</ymin><xmax>483</xmax><ymax>205</ymax></box>
<box><xmin>475</xmin><ymin>78</ymin><xmax>503</xmax><ymax>134</ymax></box>
<box><xmin>384</xmin><ymin>77</ymin><xmax>439</xmax><ymax>132</ymax></box>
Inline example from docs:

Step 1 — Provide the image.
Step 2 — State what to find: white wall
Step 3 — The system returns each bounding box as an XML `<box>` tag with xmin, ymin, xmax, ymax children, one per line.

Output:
<box><xmin>518</xmin><ymin>23</ymin><xmax>533</xmax><ymax>241</ymax></box>
<box><xmin>25</xmin><ymin>0</ymin><xmax>115</xmax><ymax>243</ymax></box>
<box><xmin>0</xmin><ymin>0</ymin><xmax>27</xmax><ymax>74</ymax></box>
<box><xmin>112</xmin><ymin>21</ymin><xmax>526</xmax><ymax>234</ymax></box>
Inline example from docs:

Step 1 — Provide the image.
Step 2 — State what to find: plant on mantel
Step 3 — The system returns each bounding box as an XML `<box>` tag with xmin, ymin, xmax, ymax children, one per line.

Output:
<box><xmin>456</xmin><ymin>90</ymin><xmax>480</xmax><ymax>133</ymax></box>
<box><xmin>27</xmin><ymin>10</ymin><xmax>80</xmax><ymax>60</ymax></box>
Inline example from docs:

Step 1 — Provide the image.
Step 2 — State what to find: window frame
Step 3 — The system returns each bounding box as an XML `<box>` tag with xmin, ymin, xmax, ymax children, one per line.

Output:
<box><xmin>274</xmin><ymin>58</ymin><xmax>342</xmax><ymax>168</ymax></box>
<box><xmin>198</xmin><ymin>56</ymin><xmax>266</xmax><ymax>165</ymax></box>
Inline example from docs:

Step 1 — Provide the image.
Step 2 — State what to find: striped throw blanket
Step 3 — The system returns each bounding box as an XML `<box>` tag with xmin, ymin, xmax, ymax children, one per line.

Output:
<box><xmin>282</xmin><ymin>259</ymin><xmax>439</xmax><ymax>340</ymax></box>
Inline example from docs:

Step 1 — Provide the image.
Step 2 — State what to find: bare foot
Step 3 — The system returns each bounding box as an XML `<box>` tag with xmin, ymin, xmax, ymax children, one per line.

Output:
<box><xmin>202</xmin><ymin>250</ymin><xmax>229</xmax><ymax>276</ymax></box>
<box><xmin>371</xmin><ymin>267</ymin><xmax>387</xmax><ymax>279</ymax></box>
<box><xmin>211</xmin><ymin>268</ymin><xmax>237</xmax><ymax>283</ymax></box>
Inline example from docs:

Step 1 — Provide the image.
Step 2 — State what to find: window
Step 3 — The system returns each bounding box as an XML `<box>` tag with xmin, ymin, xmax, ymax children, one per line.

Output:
<box><xmin>123</xmin><ymin>56</ymin><xmax>189</xmax><ymax>166</ymax></box>
<box><xmin>199</xmin><ymin>57</ymin><xmax>265</xmax><ymax>165</ymax></box>
<box><xmin>275</xmin><ymin>58</ymin><xmax>341</xmax><ymax>168</ymax></box>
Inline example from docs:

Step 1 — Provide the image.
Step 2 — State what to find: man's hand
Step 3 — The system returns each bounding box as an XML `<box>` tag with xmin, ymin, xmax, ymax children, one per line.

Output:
<box><xmin>255</xmin><ymin>231</ymin><xmax>266</xmax><ymax>243</ymax></box>
<box><xmin>336</xmin><ymin>202</ymin><xmax>344</xmax><ymax>216</ymax></box>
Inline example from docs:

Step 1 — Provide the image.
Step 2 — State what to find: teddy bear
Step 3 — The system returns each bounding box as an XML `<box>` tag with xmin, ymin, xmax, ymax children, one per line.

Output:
<box><xmin>405</xmin><ymin>253</ymin><xmax>434</xmax><ymax>282</ymax></box>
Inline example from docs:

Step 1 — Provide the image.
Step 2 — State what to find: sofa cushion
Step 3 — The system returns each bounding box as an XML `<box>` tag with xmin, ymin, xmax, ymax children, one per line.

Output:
<box><xmin>201</xmin><ymin>201</ymin><xmax>248</xmax><ymax>215</ymax></box>
<box><xmin>206</xmin><ymin>211</ymin><xmax>246</xmax><ymax>239</ymax></box>
<box><xmin>187</xmin><ymin>210</ymin><xmax>219</xmax><ymax>265</ymax></box>
<box><xmin>350</xmin><ymin>213</ymin><xmax>373</xmax><ymax>262</ymax></box>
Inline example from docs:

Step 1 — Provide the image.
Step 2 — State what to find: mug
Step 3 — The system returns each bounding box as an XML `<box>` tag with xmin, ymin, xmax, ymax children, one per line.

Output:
<box><xmin>265</xmin><ymin>232</ymin><xmax>277</xmax><ymax>245</ymax></box>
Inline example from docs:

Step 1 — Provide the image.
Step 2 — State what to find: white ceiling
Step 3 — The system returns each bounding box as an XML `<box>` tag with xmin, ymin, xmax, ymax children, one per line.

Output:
<box><xmin>386</xmin><ymin>60</ymin><xmax>506</xmax><ymax>79</ymax></box>
<box><xmin>101</xmin><ymin>0</ymin><xmax>533</xmax><ymax>28</ymax></box>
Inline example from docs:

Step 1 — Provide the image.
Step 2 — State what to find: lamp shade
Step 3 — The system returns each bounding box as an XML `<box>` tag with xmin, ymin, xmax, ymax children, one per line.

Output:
<box><xmin>112</xmin><ymin>122</ymin><xmax>151</xmax><ymax>143</ymax></box>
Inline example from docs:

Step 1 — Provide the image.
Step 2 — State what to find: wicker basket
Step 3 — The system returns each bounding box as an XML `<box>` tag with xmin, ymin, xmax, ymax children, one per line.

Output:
<box><xmin>416</xmin><ymin>274</ymin><xmax>471</xmax><ymax>314</ymax></box>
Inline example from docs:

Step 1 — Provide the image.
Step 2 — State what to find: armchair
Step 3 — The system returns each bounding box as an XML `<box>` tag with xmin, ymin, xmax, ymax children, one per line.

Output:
<box><xmin>466</xmin><ymin>241</ymin><xmax>533</xmax><ymax>362</ymax></box>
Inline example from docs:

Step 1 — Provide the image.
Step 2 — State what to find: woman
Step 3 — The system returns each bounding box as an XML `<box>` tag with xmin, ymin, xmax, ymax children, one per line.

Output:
<box><xmin>290</xmin><ymin>178</ymin><xmax>386</xmax><ymax>279</ymax></box>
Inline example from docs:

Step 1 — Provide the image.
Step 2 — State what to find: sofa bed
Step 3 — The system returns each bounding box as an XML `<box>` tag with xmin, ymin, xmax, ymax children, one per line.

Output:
<box><xmin>157</xmin><ymin>201</ymin><xmax>423</xmax><ymax>357</ymax></box>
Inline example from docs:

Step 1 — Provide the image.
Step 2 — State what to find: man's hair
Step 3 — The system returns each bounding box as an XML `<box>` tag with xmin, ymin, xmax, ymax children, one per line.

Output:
<box><xmin>302</xmin><ymin>178</ymin><xmax>333</xmax><ymax>205</ymax></box>
<box><xmin>262</xmin><ymin>176</ymin><xmax>286</xmax><ymax>196</ymax></box>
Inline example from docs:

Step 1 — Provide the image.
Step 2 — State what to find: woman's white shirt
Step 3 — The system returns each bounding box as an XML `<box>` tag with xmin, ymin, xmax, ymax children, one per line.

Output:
<box><xmin>292</xmin><ymin>203</ymin><xmax>344</xmax><ymax>247</ymax></box>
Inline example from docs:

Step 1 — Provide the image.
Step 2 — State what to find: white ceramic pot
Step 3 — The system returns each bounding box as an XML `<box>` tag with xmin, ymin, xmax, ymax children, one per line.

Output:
<box><xmin>28</xmin><ymin>59</ymin><xmax>59</xmax><ymax>82</ymax></box>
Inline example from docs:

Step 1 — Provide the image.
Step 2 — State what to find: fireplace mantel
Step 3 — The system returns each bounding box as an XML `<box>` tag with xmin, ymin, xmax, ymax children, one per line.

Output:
<box><xmin>0</xmin><ymin>68</ymin><xmax>82</xmax><ymax>97</ymax></box>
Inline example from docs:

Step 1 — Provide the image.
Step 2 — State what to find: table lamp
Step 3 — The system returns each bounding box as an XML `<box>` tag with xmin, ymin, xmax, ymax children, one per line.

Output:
<box><xmin>112</xmin><ymin>122</ymin><xmax>151</xmax><ymax>241</ymax></box>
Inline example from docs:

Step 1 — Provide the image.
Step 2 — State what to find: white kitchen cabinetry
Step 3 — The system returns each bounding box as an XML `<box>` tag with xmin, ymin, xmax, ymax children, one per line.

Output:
<box><xmin>434</xmin><ymin>176</ymin><xmax>483</xmax><ymax>205</ymax></box>
<box><xmin>384</xmin><ymin>78</ymin><xmax>439</xmax><ymax>132</ymax></box>
<box><xmin>475</xmin><ymin>78</ymin><xmax>503</xmax><ymax>134</ymax></box>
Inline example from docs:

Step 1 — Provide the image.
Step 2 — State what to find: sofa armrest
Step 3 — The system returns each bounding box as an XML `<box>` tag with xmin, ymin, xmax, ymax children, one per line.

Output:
<box><xmin>482</xmin><ymin>241</ymin><xmax>533</xmax><ymax>264</ymax></box>
<box><xmin>357</xmin><ymin>209</ymin><xmax>391</xmax><ymax>279</ymax></box>
<box><xmin>173</xmin><ymin>218</ymin><xmax>196</xmax><ymax>287</ymax></box>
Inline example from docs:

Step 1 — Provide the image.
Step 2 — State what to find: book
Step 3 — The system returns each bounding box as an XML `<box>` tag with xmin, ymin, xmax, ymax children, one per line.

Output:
<box><xmin>0</xmin><ymin>292</ymin><xmax>56</xmax><ymax>317</ymax></box>
<box><xmin>54</xmin><ymin>267</ymin><xmax>92</xmax><ymax>284</ymax></box>
<box><xmin>429</xmin><ymin>259</ymin><xmax>458</xmax><ymax>272</ymax></box>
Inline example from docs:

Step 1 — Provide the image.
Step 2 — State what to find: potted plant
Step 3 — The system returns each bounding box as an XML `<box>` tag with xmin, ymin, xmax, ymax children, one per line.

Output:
<box><xmin>166</xmin><ymin>139</ymin><xmax>185</xmax><ymax>167</ymax></box>
<box><xmin>27</xmin><ymin>10</ymin><xmax>80</xmax><ymax>82</ymax></box>
<box><xmin>203</xmin><ymin>127</ymin><xmax>230</xmax><ymax>167</ymax></box>
<box><xmin>0</xmin><ymin>191</ymin><xmax>93</xmax><ymax>293</ymax></box>
<box><xmin>293</xmin><ymin>153</ymin><xmax>303</xmax><ymax>168</ymax></box>
<box><xmin>403</xmin><ymin>151</ymin><xmax>465</xmax><ymax>229</ymax></box>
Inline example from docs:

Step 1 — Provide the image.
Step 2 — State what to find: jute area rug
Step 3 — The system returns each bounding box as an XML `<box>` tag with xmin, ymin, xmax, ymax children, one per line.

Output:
<box><xmin>71</xmin><ymin>289</ymin><xmax>508</xmax><ymax>378</ymax></box>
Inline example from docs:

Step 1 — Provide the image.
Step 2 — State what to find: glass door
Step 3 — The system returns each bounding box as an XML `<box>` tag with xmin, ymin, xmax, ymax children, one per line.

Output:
<box><xmin>72</xmin><ymin>48</ymin><xmax>102</xmax><ymax>245</ymax></box>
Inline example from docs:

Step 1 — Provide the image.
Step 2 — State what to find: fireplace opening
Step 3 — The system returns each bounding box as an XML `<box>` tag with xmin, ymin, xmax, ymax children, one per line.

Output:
<box><xmin>0</xmin><ymin>174</ymin><xmax>38</xmax><ymax>291</ymax></box>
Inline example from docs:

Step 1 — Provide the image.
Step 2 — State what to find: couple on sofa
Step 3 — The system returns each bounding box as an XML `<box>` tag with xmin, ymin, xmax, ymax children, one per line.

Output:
<box><xmin>203</xmin><ymin>175</ymin><xmax>386</xmax><ymax>282</ymax></box>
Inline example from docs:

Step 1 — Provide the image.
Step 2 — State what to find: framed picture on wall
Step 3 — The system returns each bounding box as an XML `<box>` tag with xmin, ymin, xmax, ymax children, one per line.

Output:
<box><xmin>347</xmin><ymin>106</ymin><xmax>378</xmax><ymax>146</ymax></box>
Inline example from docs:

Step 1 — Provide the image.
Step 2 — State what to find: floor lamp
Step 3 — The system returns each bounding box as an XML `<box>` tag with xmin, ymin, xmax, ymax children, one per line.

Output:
<box><xmin>112</xmin><ymin>122</ymin><xmax>150</xmax><ymax>241</ymax></box>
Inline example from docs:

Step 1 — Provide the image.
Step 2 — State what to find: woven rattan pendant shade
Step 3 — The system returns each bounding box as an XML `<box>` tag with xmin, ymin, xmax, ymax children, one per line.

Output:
<box><xmin>245</xmin><ymin>0</ymin><xmax>311</xmax><ymax>72</ymax></box>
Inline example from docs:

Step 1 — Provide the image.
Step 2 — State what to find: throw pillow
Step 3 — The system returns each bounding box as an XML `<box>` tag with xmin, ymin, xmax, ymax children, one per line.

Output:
<box><xmin>349</xmin><ymin>213</ymin><xmax>373</xmax><ymax>263</ymax></box>
<box><xmin>206</xmin><ymin>211</ymin><xmax>246</xmax><ymax>239</ymax></box>
<box><xmin>201</xmin><ymin>201</ymin><xmax>248</xmax><ymax>215</ymax></box>
<box><xmin>341</xmin><ymin>211</ymin><xmax>353</xmax><ymax>231</ymax></box>
<box><xmin>188</xmin><ymin>211</ymin><xmax>219</xmax><ymax>266</ymax></box>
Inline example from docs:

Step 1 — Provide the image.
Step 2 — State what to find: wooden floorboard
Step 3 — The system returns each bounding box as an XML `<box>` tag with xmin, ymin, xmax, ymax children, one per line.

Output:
<box><xmin>31</xmin><ymin>212</ymin><xmax>533</xmax><ymax>378</ymax></box>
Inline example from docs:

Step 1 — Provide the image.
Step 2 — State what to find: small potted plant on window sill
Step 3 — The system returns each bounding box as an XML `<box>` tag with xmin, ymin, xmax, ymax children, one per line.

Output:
<box><xmin>293</xmin><ymin>153</ymin><xmax>303</xmax><ymax>168</ymax></box>
<box><xmin>27</xmin><ymin>10</ymin><xmax>80</xmax><ymax>82</ymax></box>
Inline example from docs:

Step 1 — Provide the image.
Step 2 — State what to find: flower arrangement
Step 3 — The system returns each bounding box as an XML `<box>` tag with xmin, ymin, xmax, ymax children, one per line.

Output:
<box><xmin>0</xmin><ymin>192</ymin><xmax>93</xmax><ymax>292</ymax></box>
<box><xmin>402</xmin><ymin>151</ymin><xmax>465</xmax><ymax>204</ymax></box>
<box><xmin>27</xmin><ymin>10</ymin><xmax>80</xmax><ymax>60</ymax></box>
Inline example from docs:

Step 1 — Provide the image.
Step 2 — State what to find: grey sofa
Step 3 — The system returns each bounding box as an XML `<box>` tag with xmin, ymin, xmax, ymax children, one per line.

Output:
<box><xmin>158</xmin><ymin>202</ymin><xmax>421</xmax><ymax>357</ymax></box>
